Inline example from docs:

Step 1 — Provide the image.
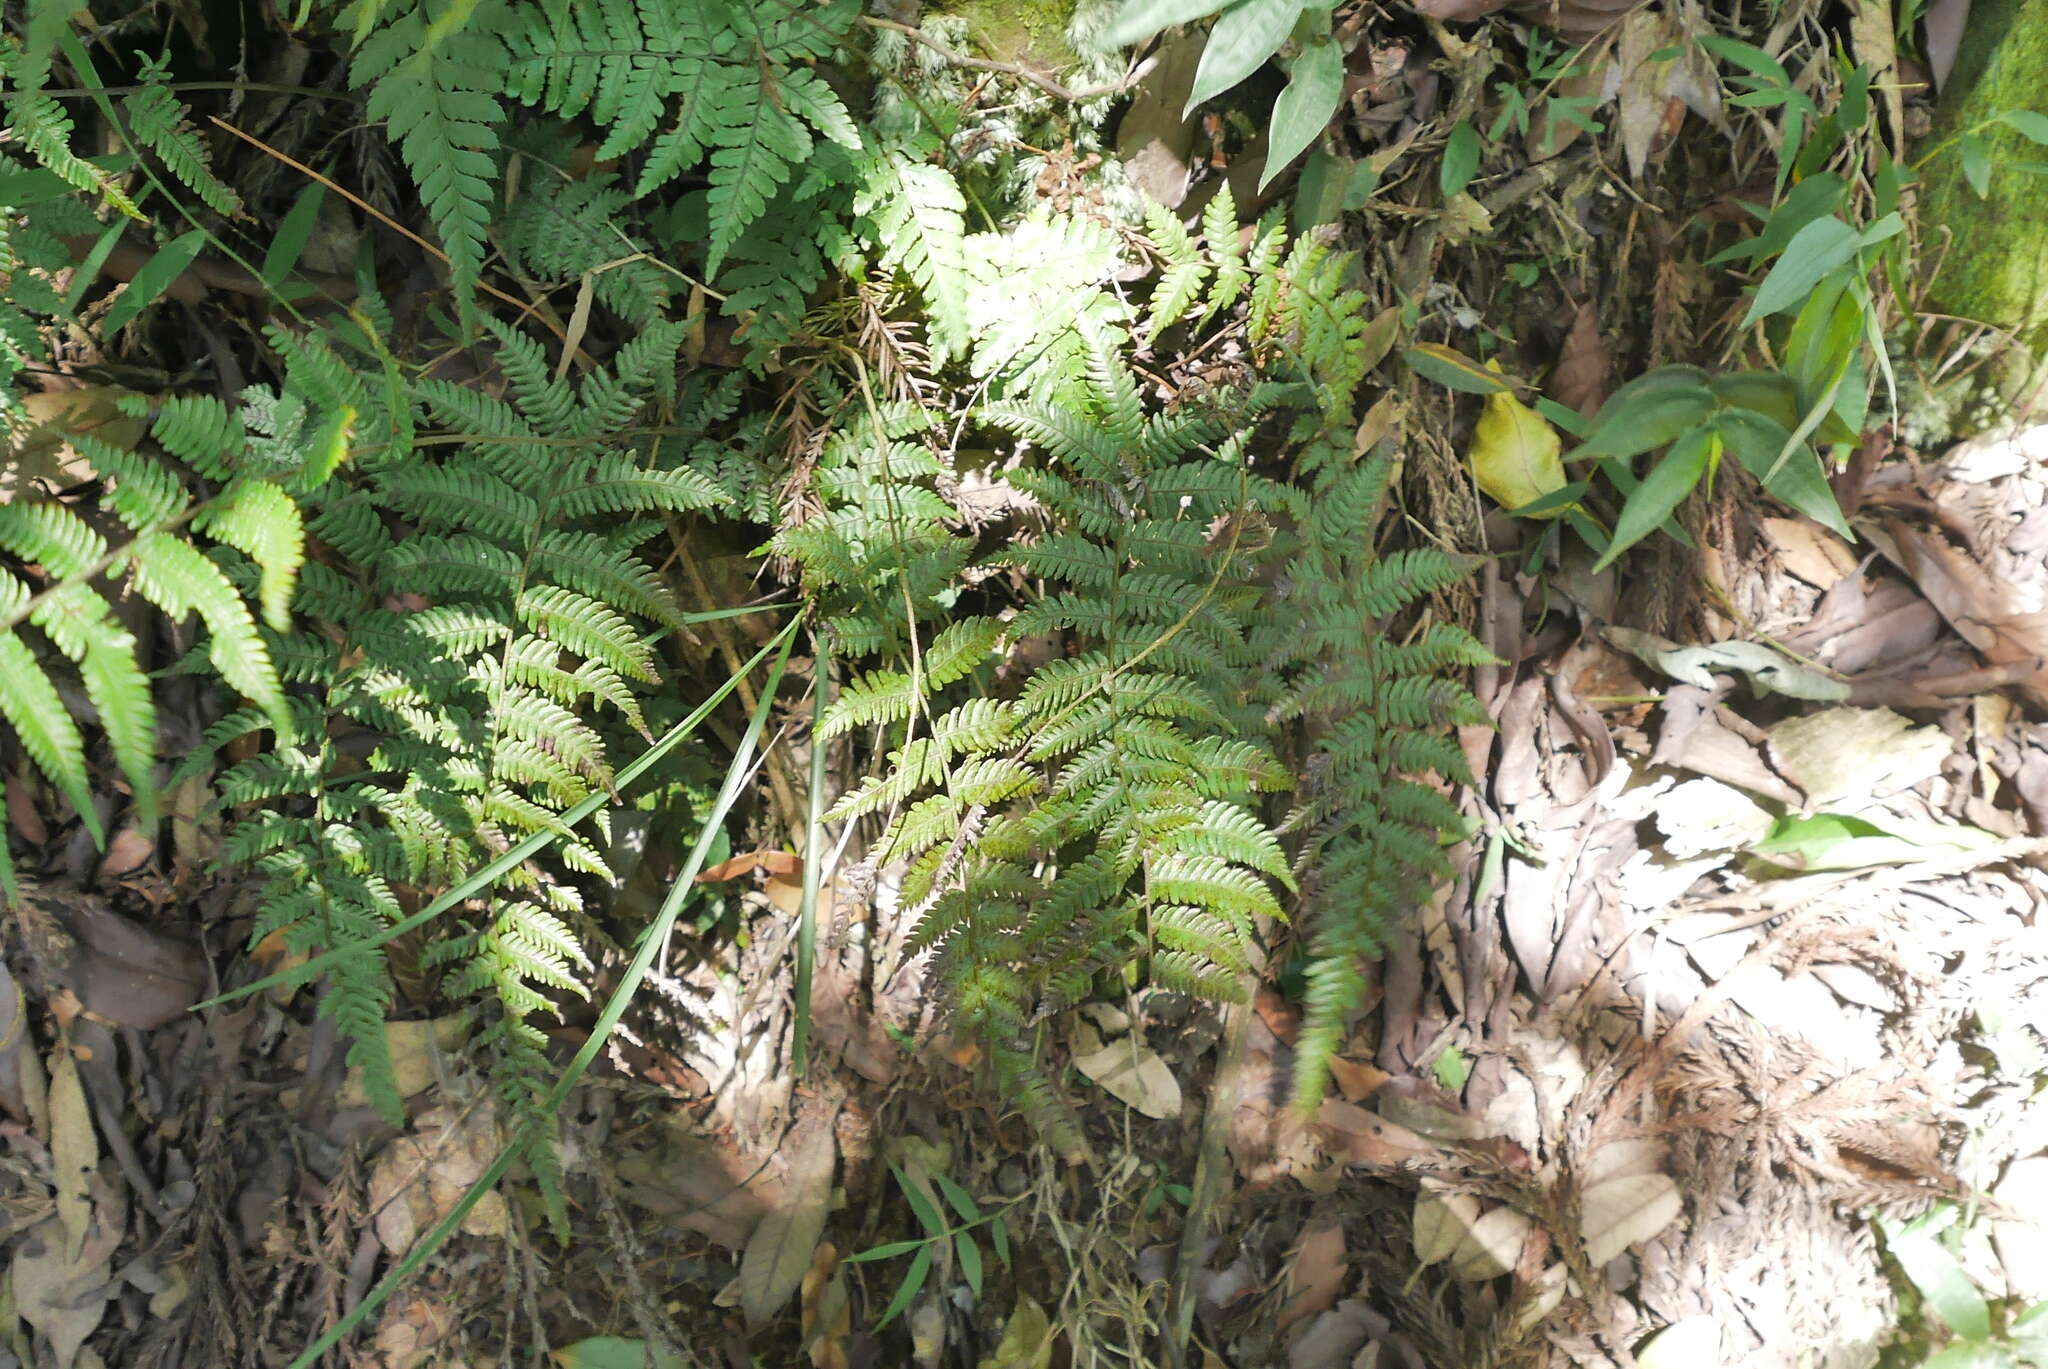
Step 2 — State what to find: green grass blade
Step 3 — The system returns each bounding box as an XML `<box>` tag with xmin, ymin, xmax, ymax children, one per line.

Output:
<box><xmin>793</xmin><ymin>628</ymin><xmax>828</xmax><ymax>1077</ymax></box>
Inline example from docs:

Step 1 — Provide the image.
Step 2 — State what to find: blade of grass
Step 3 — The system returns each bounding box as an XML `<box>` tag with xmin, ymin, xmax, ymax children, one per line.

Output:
<box><xmin>792</xmin><ymin>628</ymin><xmax>829</xmax><ymax>1077</ymax></box>
<box><xmin>286</xmin><ymin>624</ymin><xmax>798</xmax><ymax>1369</ymax></box>
<box><xmin>204</xmin><ymin>624</ymin><xmax>795</xmax><ymax>1008</ymax></box>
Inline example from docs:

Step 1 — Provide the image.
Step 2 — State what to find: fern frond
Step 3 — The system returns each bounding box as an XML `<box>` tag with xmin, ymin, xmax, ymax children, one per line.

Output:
<box><xmin>122</xmin><ymin>74</ymin><xmax>241</xmax><ymax>216</ymax></box>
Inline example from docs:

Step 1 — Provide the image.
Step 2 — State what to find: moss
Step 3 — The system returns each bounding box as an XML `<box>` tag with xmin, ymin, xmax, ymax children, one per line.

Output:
<box><xmin>932</xmin><ymin>0</ymin><xmax>1080</xmax><ymax>70</ymax></box>
<box><xmin>1917</xmin><ymin>0</ymin><xmax>2048</xmax><ymax>353</ymax></box>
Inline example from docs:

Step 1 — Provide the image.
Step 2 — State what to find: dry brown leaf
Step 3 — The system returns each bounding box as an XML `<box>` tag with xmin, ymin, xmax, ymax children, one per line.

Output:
<box><xmin>1450</xmin><ymin>1205</ymin><xmax>1532</xmax><ymax>1281</ymax></box>
<box><xmin>1316</xmin><ymin>1099</ymin><xmax>1442</xmax><ymax>1168</ymax></box>
<box><xmin>1073</xmin><ymin>1037</ymin><xmax>1182</xmax><ymax>1119</ymax></box>
<box><xmin>368</xmin><ymin>1106</ymin><xmax>510</xmax><ymax>1258</ymax></box>
<box><xmin>1580</xmin><ymin>1172</ymin><xmax>1683</xmax><ymax>1266</ymax></box>
<box><xmin>1325</xmin><ymin>1056</ymin><xmax>1390</xmax><ymax>1102</ymax></box>
<box><xmin>10</xmin><ymin>1215</ymin><xmax>119</xmax><ymax>1369</ymax></box>
<box><xmin>1412</xmin><ymin>1189</ymin><xmax>1483</xmax><ymax>1267</ymax></box>
<box><xmin>740</xmin><ymin>1103</ymin><xmax>840</xmax><ymax>1328</ymax></box>
<box><xmin>801</xmin><ymin>1242</ymin><xmax>851</xmax><ymax>1369</ymax></box>
<box><xmin>697</xmin><ymin>849</ymin><xmax>802</xmax><ymax>882</ymax></box>
<box><xmin>979</xmin><ymin>1296</ymin><xmax>1055</xmax><ymax>1369</ymax></box>
<box><xmin>1277</xmin><ymin>1220</ymin><xmax>1349</xmax><ymax>1335</ymax></box>
<box><xmin>49</xmin><ymin>1041</ymin><xmax>95</xmax><ymax>1259</ymax></box>
<box><xmin>1548</xmin><ymin>302</ymin><xmax>1609</xmax><ymax>420</ymax></box>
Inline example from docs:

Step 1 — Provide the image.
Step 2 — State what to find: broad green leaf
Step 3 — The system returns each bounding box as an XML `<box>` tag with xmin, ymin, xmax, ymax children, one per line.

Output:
<box><xmin>1405</xmin><ymin>342</ymin><xmax>1515</xmax><ymax>394</ymax></box>
<box><xmin>1469</xmin><ymin>384</ymin><xmax>1563</xmax><ymax>513</ymax></box>
<box><xmin>1744</xmin><ymin>216</ymin><xmax>1859</xmax><ymax>324</ymax></box>
<box><xmin>932</xmin><ymin>1173</ymin><xmax>982</xmax><ymax>1224</ymax></box>
<box><xmin>843</xmin><ymin>1237</ymin><xmax>933</xmax><ymax>1262</ymax></box>
<box><xmin>1708</xmin><ymin>372</ymin><xmax>1801</xmax><ymax>430</ymax></box>
<box><xmin>261</xmin><ymin>184</ymin><xmax>328</xmax><ymax>291</ymax></box>
<box><xmin>1184</xmin><ymin>0</ymin><xmax>1306</xmax><ymax>115</ymax></box>
<box><xmin>1105</xmin><ymin>0</ymin><xmax>1235</xmax><ymax>45</ymax></box>
<box><xmin>875</xmin><ymin>1243</ymin><xmax>932</xmax><ymax>1329</ymax></box>
<box><xmin>1507</xmin><ymin>480</ymin><xmax>1588</xmax><ymax>518</ymax></box>
<box><xmin>1262</xmin><ymin>36</ymin><xmax>1344</xmax><ymax>188</ymax></box>
<box><xmin>102</xmin><ymin>230</ymin><xmax>208</xmax><ymax>335</ymax></box>
<box><xmin>955</xmin><ymin>1230</ymin><xmax>984</xmax><ymax>1295</ymax></box>
<box><xmin>1440</xmin><ymin>121</ymin><xmax>1481</xmax><ymax>197</ymax></box>
<box><xmin>1961</xmin><ymin>131</ymin><xmax>1992</xmax><ymax>197</ymax></box>
<box><xmin>550</xmin><ymin>1338</ymin><xmax>689</xmax><ymax>1369</ymax></box>
<box><xmin>1886</xmin><ymin>1230</ymin><xmax>1991</xmax><ymax>1341</ymax></box>
<box><xmin>1713</xmin><ymin>408</ymin><xmax>1851</xmax><ymax>538</ymax></box>
<box><xmin>1709</xmin><ymin>172</ymin><xmax>1845</xmax><ymax>264</ymax></box>
<box><xmin>1697</xmin><ymin>33</ymin><xmax>1790</xmax><ymax>83</ymax></box>
<box><xmin>1594</xmin><ymin>424</ymin><xmax>1716</xmax><ymax>571</ymax></box>
<box><xmin>1571</xmin><ymin>376</ymin><xmax>1717</xmax><ymax>461</ymax></box>
<box><xmin>1784</xmin><ymin>275</ymin><xmax>1860</xmax><ymax>400</ymax></box>
<box><xmin>2001</xmin><ymin>109</ymin><xmax>2048</xmax><ymax>144</ymax></box>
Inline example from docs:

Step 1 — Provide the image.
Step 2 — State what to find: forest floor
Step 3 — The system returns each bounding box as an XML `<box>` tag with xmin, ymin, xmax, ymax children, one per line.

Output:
<box><xmin>5</xmin><ymin>3</ymin><xmax>2048</xmax><ymax>1369</ymax></box>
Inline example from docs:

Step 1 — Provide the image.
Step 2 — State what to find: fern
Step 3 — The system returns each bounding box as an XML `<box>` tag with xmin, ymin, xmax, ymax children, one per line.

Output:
<box><xmin>121</xmin><ymin>58</ymin><xmax>242</xmax><ymax>217</ymax></box>
<box><xmin>349</xmin><ymin>0</ymin><xmax>509</xmax><ymax>299</ymax></box>
<box><xmin>213</xmin><ymin>306</ymin><xmax>721</xmax><ymax>1215</ymax></box>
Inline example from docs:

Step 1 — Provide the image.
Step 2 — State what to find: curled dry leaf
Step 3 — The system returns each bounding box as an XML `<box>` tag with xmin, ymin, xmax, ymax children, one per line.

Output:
<box><xmin>1580</xmin><ymin>1172</ymin><xmax>1683</xmax><ymax>1266</ymax></box>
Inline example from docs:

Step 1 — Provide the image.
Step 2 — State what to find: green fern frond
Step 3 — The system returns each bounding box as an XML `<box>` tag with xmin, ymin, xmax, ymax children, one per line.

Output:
<box><xmin>122</xmin><ymin>72</ymin><xmax>241</xmax><ymax>217</ymax></box>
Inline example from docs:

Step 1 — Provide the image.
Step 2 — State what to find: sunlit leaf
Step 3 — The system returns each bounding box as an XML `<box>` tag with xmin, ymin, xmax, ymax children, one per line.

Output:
<box><xmin>1594</xmin><ymin>423</ymin><xmax>1715</xmax><ymax>570</ymax></box>
<box><xmin>1262</xmin><ymin>35</ymin><xmax>1344</xmax><ymax>188</ymax></box>
<box><xmin>1469</xmin><ymin>383</ymin><xmax>1564</xmax><ymax>514</ymax></box>
<box><xmin>1184</xmin><ymin>0</ymin><xmax>1307</xmax><ymax>115</ymax></box>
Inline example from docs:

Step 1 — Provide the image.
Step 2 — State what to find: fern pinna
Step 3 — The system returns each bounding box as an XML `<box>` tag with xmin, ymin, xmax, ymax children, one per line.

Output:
<box><xmin>209</xmin><ymin>308</ymin><xmax>721</xmax><ymax>1219</ymax></box>
<box><xmin>823</xmin><ymin>324</ymin><xmax>1297</xmax><ymax>1144</ymax></box>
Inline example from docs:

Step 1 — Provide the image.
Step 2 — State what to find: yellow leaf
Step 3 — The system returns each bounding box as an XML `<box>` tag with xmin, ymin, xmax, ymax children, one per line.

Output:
<box><xmin>1470</xmin><ymin>383</ymin><xmax>1564</xmax><ymax>515</ymax></box>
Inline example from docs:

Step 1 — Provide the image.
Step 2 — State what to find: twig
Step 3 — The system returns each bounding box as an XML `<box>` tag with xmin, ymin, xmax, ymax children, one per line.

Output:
<box><xmin>859</xmin><ymin>16</ymin><xmax>1154</xmax><ymax>104</ymax></box>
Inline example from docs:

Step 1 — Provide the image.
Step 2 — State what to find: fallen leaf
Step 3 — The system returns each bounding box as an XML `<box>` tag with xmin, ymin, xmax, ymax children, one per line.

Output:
<box><xmin>1470</xmin><ymin>383</ymin><xmax>1564</xmax><ymax>514</ymax></box>
<box><xmin>1276</xmin><ymin>1220</ymin><xmax>1348</xmax><ymax>1334</ymax></box>
<box><xmin>1580</xmin><ymin>1172</ymin><xmax>1683</xmax><ymax>1266</ymax></box>
<box><xmin>1073</xmin><ymin>1037</ymin><xmax>1182</xmax><ymax>1120</ymax></box>
<box><xmin>368</xmin><ymin>1107</ymin><xmax>511</xmax><ymax>1259</ymax></box>
<box><xmin>1286</xmin><ymin>1299</ymin><xmax>1377</xmax><ymax>1369</ymax></box>
<box><xmin>10</xmin><ymin>1215</ymin><xmax>119</xmax><ymax>1369</ymax></box>
<box><xmin>1412</xmin><ymin>1190</ymin><xmax>1482</xmax><ymax>1267</ymax></box>
<box><xmin>375</xmin><ymin>1298</ymin><xmax>459</xmax><ymax>1369</ymax></box>
<box><xmin>1636</xmin><ymin>1316</ymin><xmax>1726</xmax><ymax>1369</ymax></box>
<box><xmin>740</xmin><ymin>1103</ymin><xmax>841</xmax><ymax>1328</ymax></box>
<box><xmin>1325</xmin><ymin>1056</ymin><xmax>1389</xmax><ymax>1101</ymax></box>
<box><xmin>1615</xmin><ymin>11</ymin><xmax>1681</xmax><ymax>179</ymax></box>
<box><xmin>50</xmin><ymin>1040</ymin><xmax>96</xmax><ymax>1260</ymax></box>
<box><xmin>1450</xmin><ymin>1205</ymin><xmax>1532</xmax><ymax>1281</ymax></box>
<box><xmin>1316</xmin><ymin>1099</ymin><xmax>1441</xmax><ymax>1167</ymax></box>
<box><xmin>1548</xmin><ymin>301</ymin><xmax>1608</xmax><ymax>420</ymax></box>
<box><xmin>697</xmin><ymin>849</ymin><xmax>801</xmax><ymax>883</ymax></box>
<box><xmin>978</xmin><ymin>1295</ymin><xmax>1054</xmax><ymax>1369</ymax></box>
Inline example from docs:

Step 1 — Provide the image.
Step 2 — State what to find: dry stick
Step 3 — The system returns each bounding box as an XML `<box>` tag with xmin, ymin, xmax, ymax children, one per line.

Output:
<box><xmin>207</xmin><ymin>116</ymin><xmax>566</xmax><ymax>343</ymax></box>
<box><xmin>857</xmin><ymin>16</ymin><xmax>1154</xmax><ymax>104</ymax></box>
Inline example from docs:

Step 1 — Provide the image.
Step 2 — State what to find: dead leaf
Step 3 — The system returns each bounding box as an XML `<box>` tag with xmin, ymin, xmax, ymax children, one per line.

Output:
<box><xmin>1326</xmin><ymin>1056</ymin><xmax>1390</xmax><ymax>1101</ymax></box>
<box><xmin>696</xmin><ymin>849</ymin><xmax>801</xmax><ymax>883</ymax></box>
<box><xmin>1548</xmin><ymin>302</ymin><xmax>1608</xmax><ymax>420</ymax></box>
<box><xmin>801</xmin><ymin>1243</ymin><xmax>851</xmax><ymax>1369</ymax></box>
<box><xmin>1470</xmin><ymin>382</ymin><xmax>1564</xmax><ymax>514</ymax></box>
<box><xmin>368</xmin><ymin>1106</ymin><xmax>511</xmax><ymax>1259</ymax></box>
<box><xmin>10</xmin><ymin>1215</ymin><xmax>119</xmax><ymax>1369</ymax></box>
<box><xmin>1525</xmin><ymin>62</ymin><xmax>1608</xmax><ymax>161</ymax></box>
<box><xmin>1317</xmin><ymin>1099</ymin><xmax>1442</xmax><ymax>1168</ymax></box>
<box><xmin>1073</xmin><ymin>1037</ymin><xmax>1182</xmax><ymax>1119</ymax></box>
<box><xmin>739</xmin><ymin>1103</ymin><xmax>840</xmax><ymax>1328</ymax></box>
<box><xmin>1636</xmin><ymin>1315</ymin><xmax>1725</xmax><ymax>1369</ymax></box>
<box><xmin>1450</xmin><ymin>1205</ymin><xmax>1532</xmax><ymax>1281</ymax></box>
<box><xmin>50</xmin><ymin>1040</ymin><xmax>96</xmax><ymax>1260</ymax></box>
<box><xmin>1580</xmin><ymin>1172</ymin><xmax>1683</xmax><ymax>1266</ymax></box>
<box><xmin>978</xmin><ymin>1295</ymin><xmax>1054</xmax><ymax>1369</ymax></box>
<box><xmin>1277</xmin><ymin>1220</ymin><xmax>1349</xmax><ymax>1335</ymax></box>
<box><xmin>374</xmin><ymin>1297</ymin><xmax>458</xmax><ymax>1369</ymax></box>
<box><xmin>1924</xmin><ymin>0</ymin><xmax>1968</xmax><ymax>89</ymax></box>
<box><xmin>1412</xmin><ymin>1189</ymin><xmax>1482</xmax><ymax>1267</ymax></box>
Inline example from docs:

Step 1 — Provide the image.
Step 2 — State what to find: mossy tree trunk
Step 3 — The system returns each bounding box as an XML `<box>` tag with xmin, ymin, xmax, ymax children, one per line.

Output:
<box><xmin>1918</xmin><ymin>0</ymin><xmax>2048</xmax><ymax>355</ymax></box>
